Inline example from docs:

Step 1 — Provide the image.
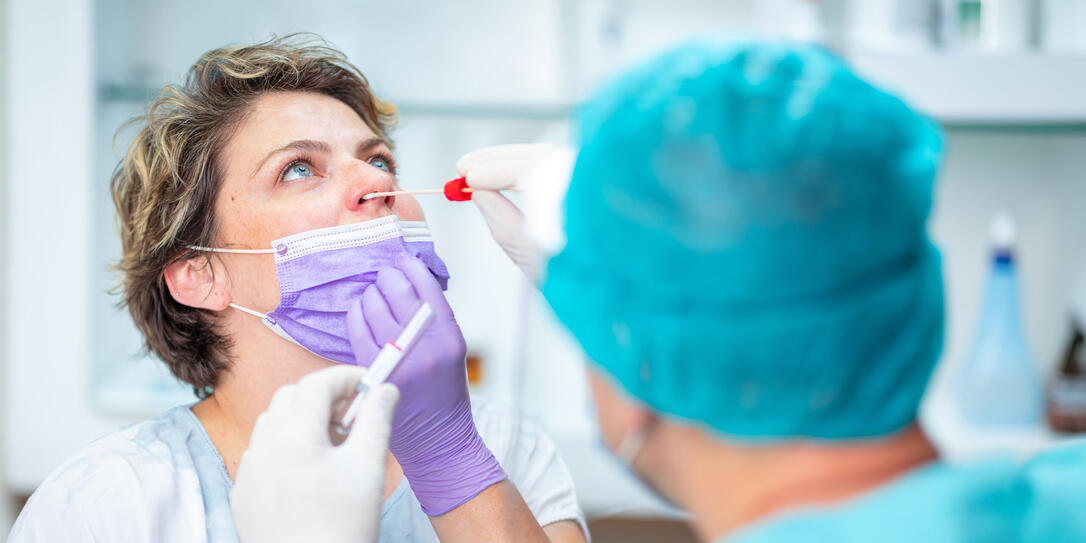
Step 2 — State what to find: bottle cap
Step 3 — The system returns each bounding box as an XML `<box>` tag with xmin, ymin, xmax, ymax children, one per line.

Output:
<box><xmin>443</xmin><ymin>178</ymin><xmax>472</xmax><ymax>201</ymax></box>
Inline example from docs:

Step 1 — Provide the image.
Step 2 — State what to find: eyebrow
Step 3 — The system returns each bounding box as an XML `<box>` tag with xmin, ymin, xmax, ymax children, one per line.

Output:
<box><xmin>250</xmin><ymin>137</ymin><xmax>388</xmax><ymax>177</ymax></box>
<box><xmin>355</xmin><ymin>137</ymin><xmax>387</xmax><ymax>158</ymax></box>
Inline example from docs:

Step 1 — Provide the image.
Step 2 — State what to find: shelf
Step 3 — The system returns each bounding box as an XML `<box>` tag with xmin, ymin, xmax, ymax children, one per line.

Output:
<box><xmin>848</xmin><ymin>52</ymin><xmax>1086</xmax><ymax>127</ymax></box>
<box><xmin>104</xmin><ymin>52</ymin><xmax>1086</xmax><ymax>127</ymax></box>
<box><xmin>921</xmin><ymin>390</ymin><xmax>1086</xmax><ymax>462</ymax></box>
<box><xmin>99</xmin><ymin>83</ymin><xmax>575</xmax><ymax>121</ymax></box>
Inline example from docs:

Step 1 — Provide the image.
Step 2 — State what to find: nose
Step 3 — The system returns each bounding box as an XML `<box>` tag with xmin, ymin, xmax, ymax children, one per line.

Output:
<box><xmin>342</xmin><ymin>161</ymin><xmax>395</xmax><ymax>216</ymax></box>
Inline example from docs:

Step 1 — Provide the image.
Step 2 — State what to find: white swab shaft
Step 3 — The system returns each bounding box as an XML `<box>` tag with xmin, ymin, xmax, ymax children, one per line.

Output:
<box><xmin>362</xmin><ymin>188</ymin><xmax>474</xmax><ymax>200</ymax></box>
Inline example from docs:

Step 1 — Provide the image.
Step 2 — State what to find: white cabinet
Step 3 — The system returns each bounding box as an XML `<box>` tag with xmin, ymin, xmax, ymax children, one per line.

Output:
<box><xmin>849</xmin><ymin>53</ymin><xmax>1086</xmax><ymax>125</ymax></box>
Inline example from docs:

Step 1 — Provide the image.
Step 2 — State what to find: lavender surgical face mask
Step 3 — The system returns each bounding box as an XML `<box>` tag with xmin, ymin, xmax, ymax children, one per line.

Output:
<box><xmin>188</xmin><ymin>215</ymin><xmax>449</xmax><ymax>364</ymax></box>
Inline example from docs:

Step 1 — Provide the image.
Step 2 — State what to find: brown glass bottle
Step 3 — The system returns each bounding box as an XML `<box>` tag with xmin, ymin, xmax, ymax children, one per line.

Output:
<box><xmin>466</xmin><ymin>352</ymin><xmax>484</xmax><ymax>386</ymax></box>
<box><xmin>1046</xmin><ymin>321</ymin><xmax>1086</xmax><ymax>433</ymax></box>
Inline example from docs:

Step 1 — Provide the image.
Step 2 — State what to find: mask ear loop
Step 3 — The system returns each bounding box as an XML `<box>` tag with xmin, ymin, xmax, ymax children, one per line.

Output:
<box><xmin>186</xmin><ymin>244</ymin><xmax>281</xmax><ymax>320</ymax></box>
<box><xmin>229</xmin><ymin>303</ymin><xmax>269</xmax><ymax>320</ymax></box>
<box><xmin>186</xmin><ymin>245</ymin><xmax>280</xmax><ymax>254</ymax></box>
<box><xmin>616</xmin><ymin>414</ymin><xmax>657</xmax><ymax>467</ymax></box>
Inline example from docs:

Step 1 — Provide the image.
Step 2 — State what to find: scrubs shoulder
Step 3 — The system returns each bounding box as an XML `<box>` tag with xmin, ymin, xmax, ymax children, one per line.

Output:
<box><xmin>8</xmin><ymin>396</ymin><xmax>587</xmax><ymax>543</ymax></box>
<box><xmin>725</xmin><ymin>442</ymin><xmax>1086</xmax><ymax>543</ymax></box>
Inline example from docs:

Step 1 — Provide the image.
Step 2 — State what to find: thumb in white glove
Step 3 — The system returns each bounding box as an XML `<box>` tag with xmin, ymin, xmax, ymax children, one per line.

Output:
<box><xmin>456</xmin><ymin>143</ymin><xmax>574</xmax><ymax>282</ymax></box>
<box><xmin>230</xmin><ymin>365</ymin><xmax>399</xmax><ymax>543</ymax></box>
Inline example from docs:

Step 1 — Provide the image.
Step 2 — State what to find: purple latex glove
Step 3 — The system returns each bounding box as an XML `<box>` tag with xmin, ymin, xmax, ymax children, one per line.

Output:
<box><xmin>345</xmin><ymin>254</ymin><xmax>507</xmax><ymax>516</ymax></box>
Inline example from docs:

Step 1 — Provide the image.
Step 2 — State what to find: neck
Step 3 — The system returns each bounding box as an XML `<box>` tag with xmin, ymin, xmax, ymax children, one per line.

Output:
<box><xmin>189</xmin><ymin>312</ymin><xmax>406</xmax><ymax>500</ymax></box>
<box><xmin>639</xmin><ymin>422</ymin><xmax>938</xmax><ymax>542</ymax></box>
<box><xmin>191</xmin><ymin>311</ymin><xmax>335</xmax><ymax>478</ymax></box>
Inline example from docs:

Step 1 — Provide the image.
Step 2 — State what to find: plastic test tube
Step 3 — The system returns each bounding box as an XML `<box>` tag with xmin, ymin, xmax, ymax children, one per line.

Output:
<box><xmin>334</xmin><ymin>302</ymin><xmax>435</xmax><ymax>434</ymax></box>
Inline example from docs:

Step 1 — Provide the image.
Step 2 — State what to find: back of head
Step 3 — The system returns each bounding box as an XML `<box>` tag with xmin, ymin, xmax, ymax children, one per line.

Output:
<box><xmin>543</xmin><ymin>40</ymin><xmax>945</xmax><ymax>440</ymax></box>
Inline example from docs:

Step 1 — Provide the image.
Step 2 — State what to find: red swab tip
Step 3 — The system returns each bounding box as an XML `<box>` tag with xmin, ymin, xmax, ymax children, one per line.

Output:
<box><xmin>443</xmin><ymin>177</ymin><xmax>472</xmax><ymax>201</ymax></box>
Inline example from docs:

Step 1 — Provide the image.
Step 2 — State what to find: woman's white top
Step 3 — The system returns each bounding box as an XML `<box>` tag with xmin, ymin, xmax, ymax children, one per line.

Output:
<box><xmin>9</xmin><ymin>397</ymin><xmax>587</xmax><ymax>542</ymax></box>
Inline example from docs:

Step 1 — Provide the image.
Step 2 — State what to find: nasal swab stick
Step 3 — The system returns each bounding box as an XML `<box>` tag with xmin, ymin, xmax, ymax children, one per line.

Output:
<box><xmin>363</xmin><ymin>178</ymin><xmax>474</xmax><ymax>201</ymax></box>
<box><xmin>363</xmin><ymin>177</ymin><xmax>513</xmax><ymax>202</ymax></box>
<box><xmin>362</xmin><ymin>188</ymin><xmax>470</xmax><ymax>199</ymax></box>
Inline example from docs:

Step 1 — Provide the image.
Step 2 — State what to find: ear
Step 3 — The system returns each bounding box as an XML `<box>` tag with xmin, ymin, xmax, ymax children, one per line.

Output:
<box><xmin>163</xmin><ymin>256</ymin><xmax>232</xmax><ymax>311</ymax></box>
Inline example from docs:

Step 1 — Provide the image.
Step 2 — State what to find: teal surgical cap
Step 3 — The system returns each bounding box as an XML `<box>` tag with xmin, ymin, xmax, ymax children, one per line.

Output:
<box><xmin>543</xmin><ymin>40</ymin><xmax>945</xmax><ymax>440</ymax></box>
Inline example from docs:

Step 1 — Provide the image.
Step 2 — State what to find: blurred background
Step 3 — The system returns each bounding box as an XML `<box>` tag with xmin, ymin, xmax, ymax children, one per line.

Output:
<box><xmin>3</xmin><ymin>0</ymin><xmax>1086</xmax><ymax>540</ymax></box>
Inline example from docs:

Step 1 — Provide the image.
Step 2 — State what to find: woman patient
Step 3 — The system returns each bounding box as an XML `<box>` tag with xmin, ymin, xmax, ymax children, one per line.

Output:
<box><xmin>9</xmin><ymin>36</ymin><xmax>586</xmax><ymax>543</ymax></box>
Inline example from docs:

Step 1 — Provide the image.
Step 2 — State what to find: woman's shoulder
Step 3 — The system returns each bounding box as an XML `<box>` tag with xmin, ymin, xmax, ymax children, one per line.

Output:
<box><xmin>470</xmin><ymin>395</ymin><xmax>531</xmax><ymax>431</ymax></box>
<box><xmin>469</xmin><ymin>396</ymin><xmax>552</xmax><ymax>459</ymax></box>
<box><xmin>39</xmin><ymin>406</ymin><xmax>195</xmax><ymax>476</ymax></box>
<box><xmin>44</xmin><ymin>404</ymin><xmax>206</xmax><ymax>481</ymax></box>
<box><xmin>8</xmin><ymin>405</ymin><xmax>211</xmax><ymax>542</ymax></box>
<box><xmin>468</xmin><ymin>396</ymin><xmax>588</xmax><ymax>536</ymax></box>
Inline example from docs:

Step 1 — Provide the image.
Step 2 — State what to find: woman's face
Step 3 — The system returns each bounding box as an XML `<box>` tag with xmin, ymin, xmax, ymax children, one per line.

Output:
<box><xmin>213</xmin><ymin>90</ymin><xmax>423</xmax><ymax>313</ymax></box>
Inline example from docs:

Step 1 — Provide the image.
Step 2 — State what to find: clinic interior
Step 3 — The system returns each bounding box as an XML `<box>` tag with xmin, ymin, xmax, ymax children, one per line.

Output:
<box><xmin>3</xmin><ymin>0</ymin><xmax>1086</xmax><ymax>541</ymax></box>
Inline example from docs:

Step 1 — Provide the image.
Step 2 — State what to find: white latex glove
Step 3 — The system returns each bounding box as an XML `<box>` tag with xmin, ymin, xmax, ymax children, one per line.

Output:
<box><xmin>456</xmin><ymin>143</ymin><xmax>574</xmax><ymax>281</ymax></box>
<box><xmin>230</xmin><ymin>365</ymin><xmax>399</xmax><ymax>543</ymax></box>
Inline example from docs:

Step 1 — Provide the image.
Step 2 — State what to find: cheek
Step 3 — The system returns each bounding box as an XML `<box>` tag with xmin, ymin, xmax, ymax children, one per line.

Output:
<box><xmin>392</xmin><ymin>195</ymin><xmax>426</xmax><ymax>222</ymax></box>
<box><xmin>217</xmin><ymin>183</ymin><xmax>340</xmax><ymax>245</ymax></box>
<box><xmin>213</xmin><ymin>195</ymin><xmax>297</xmax><ymax>311</ymax></box>
<box><xmin>220</xmin><ymin>252</ymin><xmax>282</xmax><ymax>312</ymax></box>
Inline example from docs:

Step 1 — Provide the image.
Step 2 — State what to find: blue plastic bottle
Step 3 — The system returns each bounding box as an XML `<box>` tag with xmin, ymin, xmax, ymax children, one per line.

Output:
<box><xmin>959</xmin><ymin>213</ymin><xmax>1043</xmax><ymax>426</ymax></box>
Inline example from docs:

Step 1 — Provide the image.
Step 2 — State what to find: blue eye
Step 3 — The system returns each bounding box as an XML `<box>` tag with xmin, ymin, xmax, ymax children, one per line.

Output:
<box><xmin>282</xmin><ymin>162</ymin><xmax>313</xmax><ymax>182</ymax></box>
<box><xmin>369</xmin><ymin>156</ymin><xmax>392</xmax><ymax>173</ymax></box>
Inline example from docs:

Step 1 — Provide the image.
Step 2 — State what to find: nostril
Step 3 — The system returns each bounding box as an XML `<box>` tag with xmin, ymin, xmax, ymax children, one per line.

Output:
<box><xmin>355</xmin><ymin>194</ymin><xmax>394</xmax><ymax>208</ymax></box>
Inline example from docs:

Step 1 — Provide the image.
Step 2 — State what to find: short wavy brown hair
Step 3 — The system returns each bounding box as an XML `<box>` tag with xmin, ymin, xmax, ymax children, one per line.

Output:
<box><xmin>111</xmin><ymin>34</ymin><xmax>396</xmax><ymax>397</ymax></box>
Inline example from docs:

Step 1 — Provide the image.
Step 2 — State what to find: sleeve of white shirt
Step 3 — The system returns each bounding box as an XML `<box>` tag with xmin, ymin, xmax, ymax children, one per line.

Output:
<box><xmin>10</xmin><ymin>457</ymin><xmax>150</xmax><ymax>542</ymax></box>
<box><xmin>7</xmin><ymin>433</ymin><xmax>207</xmax><ymax>543</ymax></box>
<box><xmin>471</xmin><ymin>398</ymin><xmax>590</xmax><ymax>540</ymax></box>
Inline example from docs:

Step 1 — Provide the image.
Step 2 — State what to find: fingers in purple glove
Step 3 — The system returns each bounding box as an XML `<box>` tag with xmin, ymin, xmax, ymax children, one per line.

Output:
<box><xmin>346</xmin><ymin>298</ymin><xmax>379</xmax><ymax>364</ymax></box>
<box><xmin>394</xmin><ymin>254</ymin><xmax>454</xmax><ymax>318</ymax></box>
<box><xmin>361</xmin><ymin>283</ymin><xmax>403</xmax><ymax>346</ymax></box>
<box><xmin>375</xmin><ymin>267</ymin><xmax>423</xmax><ymax>324</ymax></box>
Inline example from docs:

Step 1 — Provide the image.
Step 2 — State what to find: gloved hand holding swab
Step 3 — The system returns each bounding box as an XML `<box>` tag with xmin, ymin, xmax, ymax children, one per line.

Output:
<box><xmin>334</xmin><ymin>301</ymin><xmax>435</xmax><ymax>435</ymax></box>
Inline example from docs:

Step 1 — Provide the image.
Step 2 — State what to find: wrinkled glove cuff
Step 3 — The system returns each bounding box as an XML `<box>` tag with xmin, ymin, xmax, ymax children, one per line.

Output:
<box><xmin>392</xmin><ymin>402</ymin><xmax>508</xmax><ymax>516</ymax></box>
<box><xmin>406</xmin><ymin>438</ymin><xmax>506</xmax><ymax>516</ymax></box>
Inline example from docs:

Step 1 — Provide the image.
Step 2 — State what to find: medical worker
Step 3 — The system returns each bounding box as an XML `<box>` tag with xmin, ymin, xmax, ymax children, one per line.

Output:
<box><xmin>458</xmin><ymin>40</ymin><xmax>1086</xmax><ymax>542</ymax></box>
<box><xmin>232</xmin><ymin>39</ymin><xmax>1086</xmax><ymax>542</ymax></box>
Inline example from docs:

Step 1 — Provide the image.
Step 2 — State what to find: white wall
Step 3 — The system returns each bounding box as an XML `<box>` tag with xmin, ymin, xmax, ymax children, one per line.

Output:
<box><xmin>97</xmin><ymin>0</ymin><xmax>571</xmax><ymax>105</ymax></box>
<box><xmin>1</xmin><ymin>0</ymin><xmax>131</xmax><ymax>496</ymax></box>
<box><xmin>0</xmin><ymin>0</ymin><xmax>12</xmax><ymax>533</ymax></box>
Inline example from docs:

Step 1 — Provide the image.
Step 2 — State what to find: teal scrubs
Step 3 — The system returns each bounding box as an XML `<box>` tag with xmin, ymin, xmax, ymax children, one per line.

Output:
<box><xmin>727</xmin><ymin>442</ymin><xmax>1086</xmax><ymax>543</ymax></box>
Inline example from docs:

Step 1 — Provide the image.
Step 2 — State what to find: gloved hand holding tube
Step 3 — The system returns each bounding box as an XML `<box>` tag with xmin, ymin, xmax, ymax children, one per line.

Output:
<box><xmin>346</xmin><ymin>254</ymin><xmax>507</xmax><ymax>516</ymax></box>
<box><xmin>230</xmin><ymin>365</ymin><xmax>399</xmax><ymax>543</ymax></box>
<box><xmin>455</xmin><ymin>143</ymin><xmax>575</xmax><ymax>281</ymax></box>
